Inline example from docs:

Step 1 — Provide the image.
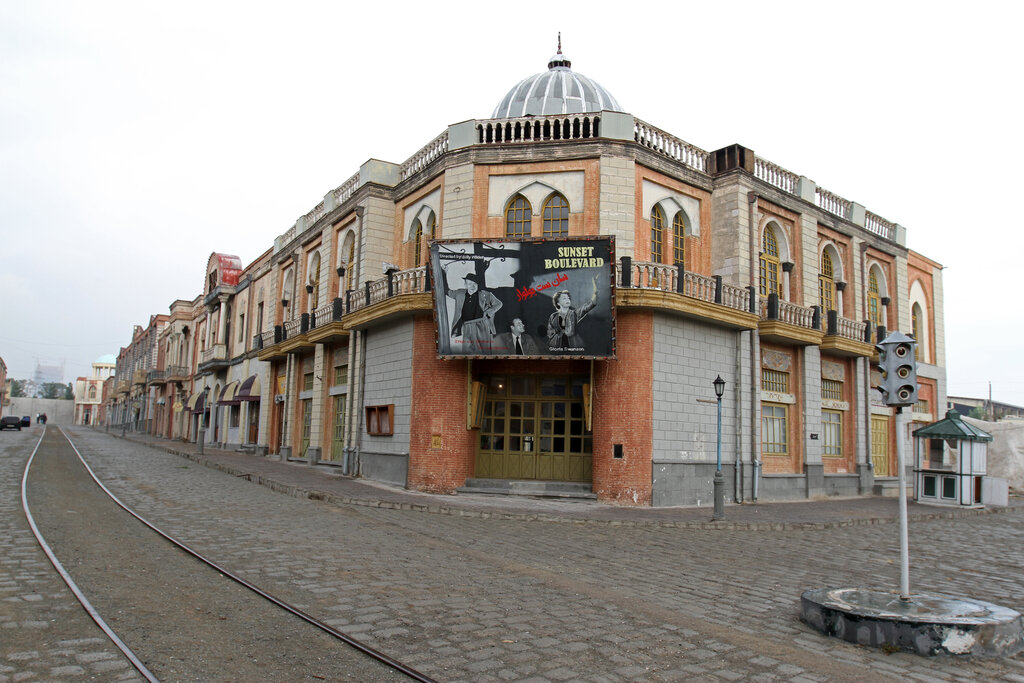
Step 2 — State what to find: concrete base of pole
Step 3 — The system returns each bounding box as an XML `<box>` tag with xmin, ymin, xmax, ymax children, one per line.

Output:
<box><xmin>712</xmin><ymin>470</ymin><xmax>725</xmax><ymax>520</ymax></box>
<box><xmin>801</xmin><ymin>587</ymin><xmax>1024</xmax><ymax>657</ymax></box>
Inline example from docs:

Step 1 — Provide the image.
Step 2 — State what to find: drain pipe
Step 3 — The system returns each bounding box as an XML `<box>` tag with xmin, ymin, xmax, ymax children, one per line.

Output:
<box><xmin>351</xmin><ymin>206</ymin><xmax>367</xmax><ymax>477</ymax></box>
<box><xmin>734</xmin><ymin>331</ymin><xmax>744</xmax><ymax>503</ymax></box>
<box><xmin>748</xmin><ymin>191</ymin><xmax>762</xmax><ymax>501</ymax></box>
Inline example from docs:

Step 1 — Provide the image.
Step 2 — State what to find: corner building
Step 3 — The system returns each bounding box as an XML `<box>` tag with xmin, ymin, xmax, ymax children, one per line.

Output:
<box><xmin>161</xmin><ymin>47</ymin><xmax>946</xmax><ymax>508</ymax></box>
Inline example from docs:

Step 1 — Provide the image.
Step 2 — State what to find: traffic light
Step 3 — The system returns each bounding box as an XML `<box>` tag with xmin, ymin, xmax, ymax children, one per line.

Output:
<box><xmin>876</xmin><ymin>331</ymin><xmax>918</xmax><ymax>407</ymax></box>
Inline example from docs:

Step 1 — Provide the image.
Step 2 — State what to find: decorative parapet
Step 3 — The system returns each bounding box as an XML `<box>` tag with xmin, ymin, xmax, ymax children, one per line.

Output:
<box><xmin>754</xmin><ymin>157</ymin><xmax>798</xmax><ymax>194</ymax></box>
<box><xmin>346</xmin><ymin>266</ymin><xmax>429</xmax><ymax>315</ymax></box>
<box><xmin>616</xmin><ymin>260</ymin><xmax>751</xmax><ymax>314</ymax></box>
<box><xmin>815</xmin><ymin>187</ymin><xmax>852</xmax><ymax>220</ymax></box>
<box><xmin>633</xmin><ymin>119</ymin><xmax>708</xmax><ymax>172</ymax></box>
<box><xmin>401</xmin><ymin>130</ymin><xmax>449</xmax><ymax>181</ymax></box>
<box><xmin>864</xmin><ymin>211</ymin><xmax>898</xmax><ymax>242</ymax></box>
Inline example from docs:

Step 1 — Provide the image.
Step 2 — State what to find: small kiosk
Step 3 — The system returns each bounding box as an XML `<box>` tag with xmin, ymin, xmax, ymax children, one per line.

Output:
<box><xmin>913</xmin><ymin>410</ymin><xmax>993</xmax><ymax>507</ymax></box>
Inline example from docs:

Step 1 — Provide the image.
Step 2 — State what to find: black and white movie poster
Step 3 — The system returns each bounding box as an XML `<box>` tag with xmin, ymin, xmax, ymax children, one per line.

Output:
<box><xmin>429</xmin><ymin>237</ymin><xmax>615</xmax><ymax>359</ymax></box>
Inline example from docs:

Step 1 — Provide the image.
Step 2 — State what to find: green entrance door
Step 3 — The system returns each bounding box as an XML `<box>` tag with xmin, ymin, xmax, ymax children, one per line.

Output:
<box><xmin>476</xmin><ymin>375</ymin><xmax>592</xmax><ymax>482</ymax></box>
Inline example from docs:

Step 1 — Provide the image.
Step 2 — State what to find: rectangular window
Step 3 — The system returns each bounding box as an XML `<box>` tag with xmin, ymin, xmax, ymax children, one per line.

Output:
<box><xmin>238</xmin><ymin>314</ymin><xmax>245</xmax><ymax>342</ymax></box>
<box><xmin>761</xmin><ymin>369</ymin><xmax>789</xmax><ymax>393</ymax></box>
<box><xmin>303</xmin><ymin>372</ymin><xmax>314</xmax><ymax>391</ymax></box>
<box><xmin>942</xmin><ymin>476</ymin><xmax>957</xmax><ymax>500</ymax></box>
<box><xmin>822</xmin><ymin>409</ymin><xmax>842</xmax><ymax>456</ymax></box>
<box><xmin>761</xmin><ymin>403</ymin><xmax>788</xmax><ymax>455</ymax></box>
<box><xmin>301</xmin><ymin>399</ymin><xmax>311</xmax><ymax>457</ymax></box>
<box><xmin>229</xmin><ymin>406</ymin><xmax>240</xmax><ymax>429</ymax></box>
<box><xmin>366</xmin><ymin>405</ymin><xmax>394</xmax><ymax>436</ymax></box>
<box><xmin>821</xmin><ymin>379</ymin><xmax>843</xmax><ymax>401</ymax></box>
<box><xmin>923</xmin><ymin>474</ymin><xmax>937</xmax><ymax>497</ymax></box>
<box><xmin>333</xmin><ymin>364</ymin><xmax>348</xmax><ymax>386</ymax></box>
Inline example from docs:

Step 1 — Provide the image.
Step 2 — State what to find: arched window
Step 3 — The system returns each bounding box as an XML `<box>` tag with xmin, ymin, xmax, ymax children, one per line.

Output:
<box><xmin>912</xmin><ymin>303</ymin><xmax>923</xmax><ymax>360</ymax></box>
<box><xmin>672</xmin><ymin>212</ymin><xmax>686</xmax><ymax>268</ymax></box>
<box><xmin>759</xmin><ymin>226</ymin><xmax>781</xmax><ymax>297</ymax></box>
<box><xmin>650</xmin><ymin>206</ymin><xmax>665</xmax><ymax>263</ymax></box>
<box><xmin>88</xmin><ymin>386</ymin><xmax>97</xmax><ymax>400</ymax></box>
<box><xmin>344</xmin><ymin>239</ymin><xmax>355</xmax><ymax>293</ymax></box>
<box><xmin>428</xmin><ymin>211</ymin><xmax>437</xmax><ymax>240</ymax></box>
<box><xmin>505</xmin><ymin>195</ymin><xmax>532</xmax><ymax>238</ymax></box>
<box><xmin>412</xmin><ymin>219</ymin><xmax>423</xmax><ymax>267</ymax></box>
<box><xmin>868</xmin><ymin>270</ymin><xmax>882</xmax><ymax>327</ymax></box>
<box><xmin>819</xmin><ymin>250</ymin><xmax>835</xmax><ymax>312</ymax></box>
<box><xmin>309</xmin><ymin>252</ymin><xmax>321</xmax><ymax>310</ymax></box>
<box><xmin>542</xmin><ymin>193</ymin><xmax>569</xmax><ymax>237</ymax></box>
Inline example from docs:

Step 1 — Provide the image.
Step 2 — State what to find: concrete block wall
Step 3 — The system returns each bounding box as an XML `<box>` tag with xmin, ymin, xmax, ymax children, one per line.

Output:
<box><xmin>360</xmin><ymin>317</ymin><xmax>414</xmax><ymax>459</ymax></box>
<box><xmin>709</xmin><ymin>180</ymin><xmax>750</xmax><ymax>286</ymax></box>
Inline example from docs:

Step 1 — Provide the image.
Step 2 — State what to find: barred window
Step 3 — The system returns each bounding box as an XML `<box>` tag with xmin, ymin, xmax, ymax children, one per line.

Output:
<box><xmin>761</xmin><ymin>368</ymin><xmax>789</xmax><ymax>393</ymax></box>
<box><xmin>506</xmin><ymin>195</ymin><xmax>532</xmax><ymax>238</ymax></box>
<box><xmin>761</xmin><ymin>403</ymin><xmax>788</xmax><ymax>455</ymax></box>
<box><xmin>650</xmin><ymin>206</ymin><xmax>665</xmax><ymax>263</ymax></box>
<box><xmin>823</xmin><ymin>410</ymin><xmax>842</xmax><ymax>456</ymax></box>
<box><xmin>821</xmin><ymin>379</ymin><xmax>843</xmax><ymax>401</ymax></box>
<box><xmin>333</xmin><ymin>363</ymin><xmax>348</xmax><ymax>386</ymax></box>
<box><xmin>542</xmin><ymin>193</ymin><xmax>569</xmax><ymax>237</ymax></box>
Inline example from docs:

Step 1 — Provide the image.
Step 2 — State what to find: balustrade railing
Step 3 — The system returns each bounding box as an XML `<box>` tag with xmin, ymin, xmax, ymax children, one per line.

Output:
<box><xmin>825</xmin><ymin>311</ymin><xmax>869</xmax><ymax>342</ymax></box>
<box><xmin>165</xmin><ymin>365</ymin><xmax>189</xmax><ymax>379</ymax></box>
<box><xmin>815</xmin><ymin>187</ymin><xmax>852</xmax><ymax>220</ymax></box>
<box><xmin>864</xmin><ymin>211</ymin><xmax>897</xmax><ymax>241</ymax></box>
<box><xmin>633</xmin><ymin>119</ymin><xmax>708</xmax><ymax>172</ymax></box>
<box><xmin>754</xmin><ymin>157</ymin><xmax>798</xmax><ymax>194</ymax></box>
<box><xmin>346</xmin><ymin>266</ymin><xmax>429</xmax><ymax>314</ymax></box>
<box><xmin>615</xmin><ymin>260</ymin><xmax>751</xmax><ymax>313</ymax></box>
<box><xmin>759</xmin><ymin>297</ymin><xmax>819</xmax><ymax>329</ymax></box>
<box><xmin>477</xmin><ymin>114</ymin><xmax>602</xmax><ymax>145</ymax></box>
<box><xmin>401</xmin><ymin>130</ymin><xmax>449</xmax><ymax>180</ymax></box>
<box><xmin>199</xmin><ymin>344</ymin><xmax>227</xmax><ymax>364</ymax></box>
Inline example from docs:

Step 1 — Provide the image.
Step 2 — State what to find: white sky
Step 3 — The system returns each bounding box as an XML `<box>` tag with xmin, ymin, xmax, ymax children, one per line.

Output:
<box><xmin>1</xmin><ymin>1</ymin><xmax>1021</xmax><ymax>406</ymax></box>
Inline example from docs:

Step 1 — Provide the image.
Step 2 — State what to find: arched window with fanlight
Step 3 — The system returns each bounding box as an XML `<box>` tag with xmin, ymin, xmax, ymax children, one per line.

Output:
<box><xmin>819</xmin><ymin>250</ymin><xmax>836</xmax><ymax>312</ymax></box>
<box><xmin>672</xmin><ymin>211</ymin><xmax>686</xmax><ymax>269</ymax></box>
<box><xmin>412</xmin><ymin>218</ymin><xmax>423</xmax><ymax>267</ymax></box>
<box><xmin>344</xmin><ymin>238</ymin><xmax>355</xmax><ymax>294</ymax></box>
<box><xmin>650</xmin><ymin>206</ymin><xmax>665</xmax><ymax>264</ymax></box>
<box><xmin>868</xmin><ymin>270</ymin><xmax>882</xmax><ymax>327</ymax></box>
<box><xmin>542</xmin><ymin>193</ymin><xmax>569</xmax><ymax>237</ymax></box>
<box><xmin>428</xmin><ymin>211</ymin><xmax>437</xmax><ymax>241</ymax></box>
<box><xmin>912</xmin><ymin>303</ymin><xmax>923</xmax><ymax>360</ymax></box>
<box><xmin>88</xmin><ymin>386</ymin><xmax>97</xmax><ymax>400</ymax></box>
<box><xmin>759</xmin><ymin>226</ymin><xmax>781</xmax><ymax>297</ymax></box>
<box><xmin>506</xmin><ymin>195</ymin><xmax>532</xmax><ymax>238</ymax></box>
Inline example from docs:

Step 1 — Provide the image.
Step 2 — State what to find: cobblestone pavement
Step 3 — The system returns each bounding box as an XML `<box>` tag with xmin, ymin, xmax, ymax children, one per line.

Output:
<box><xmin>1</xmin><ymin>427</ymin><xmax>142</xmax><ymax>682</ymax></box>
<box><xmin>8</xmin><ymin>426</ymin><xmax>1024</xmax><ymax>681</ymax></box>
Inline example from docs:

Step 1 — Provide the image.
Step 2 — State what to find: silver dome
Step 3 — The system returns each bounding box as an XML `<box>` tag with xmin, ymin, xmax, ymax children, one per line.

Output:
<box><xmin>491</xmin><ymin>47</ymin><xmax>621</xmax><ymax>118</ymax></box>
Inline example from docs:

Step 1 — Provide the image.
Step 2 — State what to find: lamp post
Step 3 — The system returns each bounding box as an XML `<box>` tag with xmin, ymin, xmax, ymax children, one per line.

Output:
<box><xmin>197</xmin><ymin>386</ymin><xmax>210</xmax><ymax>454</ymax></box>
<box><xmin>713</xmin><ymin>375</ymin><xmax>726</xmax><ymax>521</ymax></box>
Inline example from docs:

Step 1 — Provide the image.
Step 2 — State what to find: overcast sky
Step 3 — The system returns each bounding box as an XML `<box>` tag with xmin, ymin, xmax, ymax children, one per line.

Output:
<box><xmin>2</xmin><ymin>1</ymin><xmax>1021</xmax><ymax>406</ymax></box>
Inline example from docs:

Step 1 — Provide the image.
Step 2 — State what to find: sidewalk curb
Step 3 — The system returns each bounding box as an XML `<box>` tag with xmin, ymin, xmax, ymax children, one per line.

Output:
<box><xmin>116</xmin><ymin>432</ymin><xmax>1022</xmax><ymax>531</ymax></box>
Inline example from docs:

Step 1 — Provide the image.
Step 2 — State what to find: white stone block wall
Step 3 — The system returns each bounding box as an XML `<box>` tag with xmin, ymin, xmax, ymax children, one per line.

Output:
<box><xmin>442</xmin><ymin>164</ymin><xmax>475</xmax><ymax>240</ymax></box>
<box><xmin>599</xmin><ymin>156</ymin><xmax>635</xmax><ymax>255</ymax></box>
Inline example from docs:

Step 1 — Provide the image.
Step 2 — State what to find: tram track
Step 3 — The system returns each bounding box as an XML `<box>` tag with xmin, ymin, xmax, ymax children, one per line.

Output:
<box><xmin>21</xmin><ymin>426</ymin><xmax>434</xmax><ymax>682</ymax></box>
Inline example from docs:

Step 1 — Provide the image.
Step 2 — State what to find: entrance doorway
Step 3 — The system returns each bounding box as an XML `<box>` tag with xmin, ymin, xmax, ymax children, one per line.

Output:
<box><xmin>475</xmin><ymin>374</ymin><xmax>592</xmax><ymax>482</ymax></box>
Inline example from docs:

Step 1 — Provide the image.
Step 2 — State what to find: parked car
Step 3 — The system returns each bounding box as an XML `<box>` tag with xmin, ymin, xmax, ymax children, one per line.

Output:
<box><xmin>21</xmin><ymin>416</ymin><xmax>31</xmax><ymax>427</ymax></box>
<box><xmin>1</xmin><ymin>416</ymin><xmax>22</xmax><ymax>431</ymax></box>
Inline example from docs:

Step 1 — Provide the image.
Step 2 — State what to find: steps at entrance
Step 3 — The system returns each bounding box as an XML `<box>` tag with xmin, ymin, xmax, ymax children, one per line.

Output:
<box><xmin>458</xmin><ymin>479</ymin><xmax>597</xmax><ymax>500</ymax></box>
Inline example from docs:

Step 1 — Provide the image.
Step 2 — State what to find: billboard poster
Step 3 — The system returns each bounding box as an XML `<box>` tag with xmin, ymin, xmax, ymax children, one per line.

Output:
<box><xmin>429</xmin><ymin>237</ymin><xmax>615</xmax><ymax>359</ymax></box>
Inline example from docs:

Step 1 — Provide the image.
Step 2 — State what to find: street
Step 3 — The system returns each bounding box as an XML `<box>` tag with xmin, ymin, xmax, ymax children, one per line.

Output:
<box><xmin>4</xmin><ymin>426</ymin><xmax>1024</xmax><ymax>681</ymax></box>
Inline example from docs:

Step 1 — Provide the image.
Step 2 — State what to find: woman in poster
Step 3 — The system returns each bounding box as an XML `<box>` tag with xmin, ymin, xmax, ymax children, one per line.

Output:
<box><xmin>547</xmin><ymin>284</ymin><xmax>597</xmax><ymax>351</ymax></box>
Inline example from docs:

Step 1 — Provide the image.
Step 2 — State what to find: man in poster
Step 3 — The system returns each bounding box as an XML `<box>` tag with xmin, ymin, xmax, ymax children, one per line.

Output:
<box><xmin>444</xmin><ymin>271</ymin><xmax>502</xmax><ymax>353</ymax></box>
<box><xmin>496</xmin><ymin>317</ymin><xmax>541</xmax><ymax>355</ymax></box>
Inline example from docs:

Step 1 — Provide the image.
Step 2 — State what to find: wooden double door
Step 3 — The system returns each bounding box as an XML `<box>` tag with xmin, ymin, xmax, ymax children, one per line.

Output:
<box><xmin>475</xmin><ymin>374</ymin><xmax>592</xmax><ymax>482</ymax></box>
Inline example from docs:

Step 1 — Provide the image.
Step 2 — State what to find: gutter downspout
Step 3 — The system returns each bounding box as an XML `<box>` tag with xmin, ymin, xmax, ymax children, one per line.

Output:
<box><xmin>748</xmin><ymin>191</ymin><xmax>762</xmax><ymax>500</ymax></box>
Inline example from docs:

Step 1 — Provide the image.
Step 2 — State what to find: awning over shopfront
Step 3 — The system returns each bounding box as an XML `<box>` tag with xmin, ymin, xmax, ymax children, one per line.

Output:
<box><xmin>186</xmin><ymin>391</ymin><xmax>206</xmax><ymax>414</ymax></box>
<box><xmin>218</xmin><ymin>380</ymin><xmax>241</xmax><ymax>405</ymax></box>
<box><xmin>236</xmin><ymin>375</ymin><xmax>261</xmax><ymax>402</ymax></box>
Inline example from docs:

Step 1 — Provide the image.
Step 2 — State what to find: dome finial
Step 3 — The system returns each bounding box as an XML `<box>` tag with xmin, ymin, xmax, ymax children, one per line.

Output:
<box><xmin>548</xmin><ymin>34</ymin><xmax>571</xmax><ymax>70</ymax></box>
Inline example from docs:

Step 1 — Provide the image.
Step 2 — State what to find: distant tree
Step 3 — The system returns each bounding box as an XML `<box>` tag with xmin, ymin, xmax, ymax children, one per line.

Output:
<box><xmin>41</xmin><ymin>382</ymin><xmax>66</xmax><ymax>400</ymax></box>
<box><xmin>10</xmin><ymin>379</ymin><xmax>26</xmax><ymax>397</ymax></box>
<box><xmin>64</xmin><ymin>383</ymin><xmax>73</xmax><ymax>400</ymax></box>
<box><xmin>969</xmin><ymin>405</ymin><xmax>986</xmax><ymax>420</ymax></box>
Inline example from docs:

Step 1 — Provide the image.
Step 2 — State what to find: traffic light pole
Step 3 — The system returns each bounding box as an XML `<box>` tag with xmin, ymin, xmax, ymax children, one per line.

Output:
<box><xmin>895</xmin><ymin>405</ymin><xmax>910</xmax><ymax>600</ymax></box>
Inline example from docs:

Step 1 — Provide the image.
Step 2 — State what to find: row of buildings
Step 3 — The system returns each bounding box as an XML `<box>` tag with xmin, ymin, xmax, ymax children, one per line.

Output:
<box><xmin>88</xmin><ymin>46</ymin><xmax>948</xmax><ymax>507</ymax></box>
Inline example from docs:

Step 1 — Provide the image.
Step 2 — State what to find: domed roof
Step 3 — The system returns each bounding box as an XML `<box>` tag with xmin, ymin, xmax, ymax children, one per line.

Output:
<box><xmin>491</xmin><ymin>39</ymin><xmax>621</xmax><ymax>118</ymax></box>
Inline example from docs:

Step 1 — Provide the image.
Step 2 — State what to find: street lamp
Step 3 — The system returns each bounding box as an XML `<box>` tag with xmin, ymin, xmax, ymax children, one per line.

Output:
<box><xmin>713</xmin><ymin>375</ymin><xmax>726</xmax><ymax>521</ymax></box>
